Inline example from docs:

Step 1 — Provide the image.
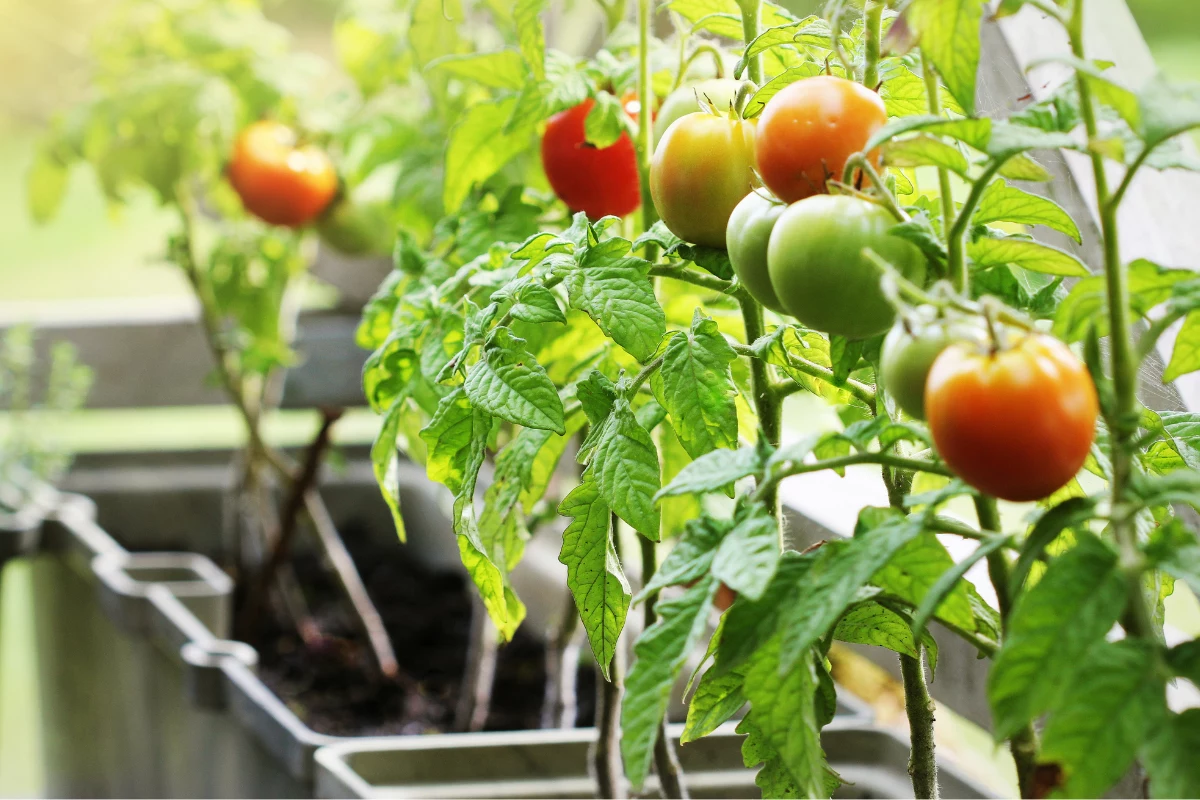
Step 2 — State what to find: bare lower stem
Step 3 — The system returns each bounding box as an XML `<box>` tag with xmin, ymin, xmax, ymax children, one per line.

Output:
<box><xmin>640</xmin><ymin>535</ymin><xmax>689</xmax><ymax>799</ymax></box>
<box><xmin>543</xmin><ymin>591</ymin><xmax>582</xmax><ymax>729</ymax></box>
<box><xmin>900</xmin><ymin>649</ymin><xmax>939</xmax><ymax>799</ymax></box>
<box><xmin>456</xmin><ymin>594</ymin><xmax>499</xmax><ymax>732</ymax></box>
<box><xmin>594</xmin><ymin>511</ymin><xmax>626</xmax><ymax>799</ymax></box>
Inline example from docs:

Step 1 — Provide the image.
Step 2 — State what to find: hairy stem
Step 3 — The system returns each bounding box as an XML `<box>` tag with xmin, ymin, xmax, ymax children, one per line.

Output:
<box><xmin>739</xmin><ymin>294</ymin><xmax>783</xmax><ymax>528</ymax></box>
<box><xmin>1067</xmin><ymin>0</ymin><xmax>1155</xmax><ymax>643</ymax></box>
<box><xmin>921</xmin><ymin>59</ymin><xmax>957</xmax><ymax>265</ymax></box>
<box><xmin>900</xmin><ymin>649</ymin><xmax>939</xmax><ymax>799</ymax></box>
<box><xmin>861</xmin><ymin>0</ymin><xmax>884</xmax><ymax>89</ymax></box>
<box><xmin>974</xmin><ymin>494</ymin><xmax>1041</xmax><ymax>798</ymax></box>
<box><xmin>946</xmin><ymin>161</ymin><xmax>1002</xmax><ymax>292</ymax></box>
<box><xmin>594</xmin><ymin>511</ymin><xmax>626</xmax><ymax>799</ymax></box>
<box><xmin>639</xmin><ymin>535</ymin><xmax>688</xmax><ymax>798</ymax></box>
<box><xmin>736</xmin><ymin>0</ymin><xmax>762</xmax><ymax>84</ymax></box>
<box><xmin>637</xmin><ymin>0</ymin><xmax>657</xmax><ymax>236</ymax></box>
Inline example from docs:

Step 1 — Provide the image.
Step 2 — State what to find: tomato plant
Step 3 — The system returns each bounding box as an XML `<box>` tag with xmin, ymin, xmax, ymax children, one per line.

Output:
<box><xmin>32</xmin><ymin>0</ymin><xmax>1200</xmax><ymax>799</ymax></box>
<box><xmin>650</xmin><ymin>109</ymin><xmax>756</xmax><ymax>247</ymax></box>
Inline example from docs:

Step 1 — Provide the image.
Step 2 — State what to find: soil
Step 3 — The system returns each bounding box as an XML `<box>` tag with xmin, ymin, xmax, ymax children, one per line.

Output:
<box><xmin>248</xmin><ymin>524</ymin><xmax>595</xmax><ymax>737</ymax></box>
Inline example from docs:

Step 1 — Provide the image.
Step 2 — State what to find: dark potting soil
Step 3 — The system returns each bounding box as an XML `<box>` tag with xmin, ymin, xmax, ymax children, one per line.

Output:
<box><xmin>249</xmin><ymin>528</ymin><xmax>595</xmax><ymax>738</ymax></box>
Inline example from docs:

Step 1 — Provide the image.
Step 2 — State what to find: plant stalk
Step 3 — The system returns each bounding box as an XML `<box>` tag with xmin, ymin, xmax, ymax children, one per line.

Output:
<box><xmin>736</xmin><ymin>0</ymin><xmax>762</xmax><ymax>85</ymax></box>
<box><xmin>594</xmin><ymin>511</ymin><xmax>627</xmax><ymax>799</ymax></box>
<box><xmin>637</xmin><ymin>0</ymin><xmax>657</xmax><ymax>236</ymax></box>
<box><xmin>899</xmin><ymin>649</ymin><xmax>939</xmax><ymax>800</ymax></box>
<box><xmin>861</xmin><ymin>0</ymin><xmax>884</xmax><ymax>89</ymax></box>
<box><xmin>639</xmin><ymin>534</ymin><xmax>689</xmax><ymax>799</ymax></box>
<box><xmin>1066</xmin><ymin>0</ymin><xmax>1156</xmax><ymax>642</ymax></box>
<box><xmin>946</xmin><ymin>160</ymin><xmax>1002</xmax><ymax>293</ymax></box>
<box><xmin>921</xmin><ymin>59</ymin><xmax>957</xmax><ymax>256</ymax></box>
<box><xmin>974</xmin><ymin>495</ymin><xmax>1040</xmax><ymax>798</ymax></box>
<box><xmin>739</xmin><ymin>294</ymin><xmax>783</xmax><ymax>528</ymax></box>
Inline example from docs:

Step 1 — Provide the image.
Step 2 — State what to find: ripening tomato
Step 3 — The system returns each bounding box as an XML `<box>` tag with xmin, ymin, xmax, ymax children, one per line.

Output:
<box><xmin>650</xmin><ymin>111</ymin><xmax>757</xmax><ymax>247</ymax></box>
<box><xmin>755</xmin><ymin>76</ymin><xmax>887</xmax><ymax>203</ymax></box>
<box><xmin>228</xmin><ymin>121</ymin><xmax>338</xmax><ymax>227</ymax></box>
<box><xmin>653</xmin><ymin>79</ymin><xmax>741</xmax><ymax>143</ymax></box>
<box><xmin>880</xmin><ymin>309</ymin><xmax>988</xmax><ymax>420</ymax></box>
<box><xmin>925</xmin><ymin>334</ymin><xmax>1099</xmax><ymax>502</ymax></box>
<box><xmin>766</xmin><ymin>195</ymin><xmax>926</xmax><ymax>339</ymax></box>
<box><xmin>541</xmin><ymin>98</ymin><xmax>640</xmax><ymax>220</ymax></box>
<box><xmin>727</xmin><ymin>191</ymin><xmax>787</xmax><ymax>313</ymax></box>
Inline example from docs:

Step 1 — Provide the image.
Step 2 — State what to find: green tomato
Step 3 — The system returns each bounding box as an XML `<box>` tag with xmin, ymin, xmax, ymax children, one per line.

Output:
<box><xmin>766</xmin><ymin>195</ymin><xmax>927</xmax><ymax>340</ymax></box>
<box><xmin>880</xmin><ymin>309</ymin><xmax>987</xmax><ymax>420</ymax></box>
<box><xmin>727</xmin><ymin>191</ymin><xmax>787</xmax><ymax>314</ymax></box>
<box><xmin>317</xmin><ymin>188</ymin><xmax>394</xmax><ymax>257</ymax></box>
<box><xmin>653</xmin><ymin>79</ymin><xmax>741</xmax><ymax>144</ymax></box>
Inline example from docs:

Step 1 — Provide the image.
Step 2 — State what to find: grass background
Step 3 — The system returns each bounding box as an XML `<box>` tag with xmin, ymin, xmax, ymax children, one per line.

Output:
<box><xmin>1</xmin><ymin>0</ymin><xmax>1198</xmax><ymax>795</ymax></box>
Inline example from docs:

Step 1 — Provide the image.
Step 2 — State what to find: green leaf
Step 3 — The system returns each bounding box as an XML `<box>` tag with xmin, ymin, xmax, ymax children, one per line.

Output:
<box><xmin>557</xmin><ymin>475</ymin><xmax>630</xmax><ymax>679</ymax></box>
<box><xmin>444</xmin><ymin>97</ymin><xmax>535</xmax><ymax>213</ymax></box>
<box><xmin>371</xmin><ymin>398</ymin><xmax>409</xmax><ymax>541</ymax></box>
<box><xmin>777</xmin><ymin>513</ymin><xmax>925</xmax><ymax>672</ymax></box>
<box><xmin>683</xmin><ymin>666</ymin><xmax>747</xmax><ymax>744</ymax></box>
<box><xmin>1054</xmin><ymin>259</ymin><xmax>1191</xmax><ymax>342</ymax></box>
<box><xmin>513</xmin><ymin>0</ymin><xmax>546</xmax><ymax>81</ymax></box>
<box><xmin>1039</xmin><ymin>639</ymin><xmax>1167</xmax><ymax>799</ymax></box>
<box><xmin>974</xmin><ymin>180</ymin><xmax>1081</xmax><ymax>243</ymax></box>
<box><xmin>1166</xmin><ymin>312</ymin><xmax>1200</xmax><ymax>382</ymax></box>
<box><xmin>621</xmin><ymin>577</ymin><xmax>718</xmax><ymax>790</ymax></box>
<box><xmin>427</xmin><ymin>51</ymin><xmax>528</xmax><ymax>90</ymax></box>
<box><xmin>835</xmin><ymin>601</ymin><xmax>937</xmax><ymax>664</ymax></box>
<box><xmin>743</xmin><ymin>64</ymin><xmax>824</xmax><ymax>118</ymax></box>
<box><xmin>987</xmin><ymin>534</ymin><xmax>1128</xmax><ymax>740</ymax></box>
<box><xmin>584</xmin><ymin>91</ymin><xmax>626</xmax><ymax>149</ymax></box>
<box><xmin>1145</xmin><ymin>519</ymin><xmax>1200</xmax><ymax>598</ymax></box>
<box><xmin>421</xmin><ymin>388</ymin><xmax>479</xmax><ymax>495</ymax></box>
<box><xmin>27</xmin><ymin>149</ymin><xmax>68</xmax><ymax>224</ymax></box>
<box><xmin>588</xmin><ymin>397</ymin><xmax>661</xmax><ymax>539</ymax></box>
<box><xmin>999</xmin><ymin>153</ymin><xmax>1053</xmax><ymax>182</ymax></box>
<box><xmin>655</xmin><ymin>444</ymin><xmax>762</xmax><ymax>499</ymax></box>
<box><xmin>828</xmin><ymin>336</ymin><xmax>865</xmax><ymax>386</ymax></box>
<box><xmin>711</xmin><ymin>502</ymin><xmax>781</xmax><ymax>602</ymax></box>
<box><xmin>363</xmin><ymin>333</ymin><xmax>419</xmax><ymax>414</ymax></box>
<box><xmin>464</xmin><ymin>328</ymin><xmax>566</xmax><ymax>434</ymax></box>
<box><xmin>639</xmin><ymin>514</ymin><xmax>729</xmax><ymax>601</ymax></box>
<box><xmin>493</xmin><ymin>280</ymin><xmax>566</xmax><ymax>325</ymax></box>
<box><xmin>1008</xmin><ymin>496</ymin><xmax>1099</xmax><ymax>597</ymax></box>
<box><xmin>561</xmin><ymin>244</ymin><xmax>666</xmax><ymax>363</ymax></box>
<box><xmin>653</xmin><ymin>312</ymin><xmax>739</xmax><ymax>460</ymax></box>
<box><xmin>904</xmin><ymin>0</ymin><xmax>982</xmax><ymax>114</ymax></box>
<box><xmin>874</xmin><ymin>532</ymin><xmax>977</xmax><ymax>633</ymax></box>
<box><xmin>882</xmin><ymin>134</ymin><xmax>969</xmax><ymax>176</ymax></box>
<box><xmin>1136</xmin><ymin>77</ymin><xmax>1200</xmax><ymax>153</ymax></box>
<box><xmin>740</xmin><ymin>638</ymin><xmax>829</xmax><ymax>799</ymax></box>
<box><xmin>968</xmin><ymin>236</ymin><xmax>1089</xmax><ymax>277</ymax></box>
<box><xmin>909</xmin><ymin>535</ymin><xmax>1009</xmax><ymax>642</ymax></box>
<box><xmin>1142</xmin><ymin>709</ymin><xmax>1200</xmax><ymax>799</ymax></box>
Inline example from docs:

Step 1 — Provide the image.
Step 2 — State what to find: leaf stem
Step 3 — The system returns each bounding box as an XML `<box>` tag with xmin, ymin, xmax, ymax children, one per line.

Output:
<box><xmin>739</xmin><ymin>294</ymin><xmax>783</xmax><ymax>525</ymax></box>
<box><xmin>946</xmin><ymin>160</ymin><xmax>1003</xmax><ymax>292</ymax></box>
<box><xmin>627</xmin><ymin>354</ymin><xmax>665</xmax><ymax>396</ymax></box>
<box><xmin>921</xmin><ymin>59</ymin><xmax>957</xmax><ymax>244</ymax></box>
<box><xmin>648</xmin><ymin>265</ymin><xmax>735</xmax><ymax>294</ymax></box>
<box><xmin>1066</xmin><ymin>0</ymin><xmax>1157</xmax><ymax>643</ymax></box>
<box><xmin>842</xmin><ymin>153</ymin><xmax>908</xmax><ymax>221</ymax></box>
<box><xmin>900</xmin><ymin>649</ymin><xmax>939</xmax><ymax>799</ymax></box>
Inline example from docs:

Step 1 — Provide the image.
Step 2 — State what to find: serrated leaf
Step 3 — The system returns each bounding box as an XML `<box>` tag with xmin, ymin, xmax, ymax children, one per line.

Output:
<box><xmin>420</xmin><ymin>388</ymin><xmax>479</xmax><ymax>495</ymax></box>
<box><xmin>444</xmin><ymin>97</ymin><xmax>534</xmax><ymax>213</ymax></box>
<box><xmin>557</xmin><ymin>475</ymin><xmax>630</xmax><ymax>679</ymax></box>
<box><xmin>872</xmin><ymin>532</ymin><xmax>976</xmax><ymax>632</ymax></box>
<box><xmin>464</xmin><ymin>328</ymin><xmax>566</xmax><ymax>433</ymax></box>
<box><xmin>969</xmin><ymin>236</ymin><xmax>1089</xmax><ymax>277</ymax></box>
<box><xmin>904</xmin><ymin>0</ymin><xmax>981</xmax><ymax>114</ymax></box>
<box><xmin>711</xmin><ymin>502</ymin><xmax>781</xmax><ymax>601</ymax></box>
<box><xmin>740</xmin><ymin>639</ymin><xmax>829</xmax><ymax>800</ymax></box>
<box><xmin>588</xmin><ymin>398</ymin><xmax>661</xmax><ymax>539</ymax></box>
<box><xmin>653</xmin><ymin>313</ymin><xmax>739</xmax><ymax>460</ymax></box>
<box><xmin>1166</xmin><ymin>312</ymin><xmax>1200</xmax><ymax>382</ymax></box>
<box><xmin>683</xmin><ymin>666</ymin><xmax>747</xmax><ymax>744</ymax></box>
<box><xmin>655</xmin><ymin>444</ymin><xmax>761</xmax><ymax>499</ymax></box>
<box><xmin>639</xmin><ymin>514</ymin><xmax>729</xmax><ymax>601</ymax></box>
<box><xmin>1040</xmin><ymin>639</ymin><xmax>1167</xmax><ymax>799</ymax></box>
<box><xmin>1142</xmin><ymin>709</ymin><xmax>1200</xmax><ymax>799</ymax></box>
<box><xmin>1054</xmin><ymin>259</ymin><xmax>1190</xmax><ymax>342</ymax></box>
<box><xmin>427</xmin><ymin>50</ymin><xmax>527</xmax><ymax>89</ymax></box>
<box><xmin>835</xmin><ymin>601</ymin><xmax>936</xmax><ymax>665</ymax></box>
<box><xmin>974</xmin><ymin>180</ymin><xmax>1081</xmax><ymax>242</ymax></box>
<box><xmin>987</xmin><ymin>534</ymin><xmax>1128</xmax><ymax>740</ymax></box>
<box><xmin>562</xmin><ymin>246</ymin><xmax>666</xmax><ymax>363</ymax></box>
<box><xmin>513</xmin><ymin>0</ymin><xmax>546</xmax><ymax>81</ymax></box>
<box><xmin>621</xmin><ymin>577</ymin><xmax>718</xmax><ymax>790</ymax></box>
<box><xmin>371</xmin><ymin>398</ymin><xmax>409</xmax><ymax>541</ymax></box>
<box><xmin>883</xmin><ymin>134</ymin><xmax>969</xmax><ymax>175</ymax></box>
<box><xmin>777</xmin><ymin>513</ymin><xmax>925</xmax><ymax>673</ymax></box>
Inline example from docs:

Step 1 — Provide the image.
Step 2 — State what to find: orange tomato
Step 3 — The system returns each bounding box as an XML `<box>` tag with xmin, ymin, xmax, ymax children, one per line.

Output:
<box><xmin>754</xmin><ymin>76</ymin><xmax>887</xmax><ymax>203</ymax></box>
<box><xmin>925</xmin><ymin>334</ymin><xmax>1099</xmax><ymax>503</ymax></box>
<box><xmin>228</xmin><ymin>121</ymin><xmax>338</xmax><ymax>228</ymax></box>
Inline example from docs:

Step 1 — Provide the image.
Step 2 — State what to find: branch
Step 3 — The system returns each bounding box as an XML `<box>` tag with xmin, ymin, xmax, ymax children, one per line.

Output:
<box><xmin>900</xmin><ymin>648</ymin><xmax>940</xmax><ymax>799</ymax></box>
<box><xmin>649</xmin><ymin>265</ymin><xmax>735</xmax><ymax>294</ymax></box>
<box><xmin>627</xmin><ymin>355</ymin><xmax>666</xmax><ymax>396</ymax></box>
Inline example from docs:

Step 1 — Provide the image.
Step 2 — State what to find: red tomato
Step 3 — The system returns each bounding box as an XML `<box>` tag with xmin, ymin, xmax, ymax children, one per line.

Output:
<box><xmin>925</xmin><ymin>334</ymin><xmax>1099</xmax><ymax>502</ymax></box>
<box><xmin>228</xmin><ymin>121</ymin><xmax>338</xmax><ymax>227</ymax></box>
<box><xmin>541</xmin><ymin>98</ymin><xmax>640</xmax><ymax>220</ymax></box>
<box><xmin>754</xmin><ymin>76</ymin><xmax>887</xmax><ymax>203</ymax></box>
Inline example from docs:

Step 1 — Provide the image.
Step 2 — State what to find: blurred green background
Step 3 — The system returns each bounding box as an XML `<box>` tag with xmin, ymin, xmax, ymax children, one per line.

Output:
<box><xmin>1</xmin><ymin>0</ymin><xmax>1198</xmax><ymax>795</ymax></box>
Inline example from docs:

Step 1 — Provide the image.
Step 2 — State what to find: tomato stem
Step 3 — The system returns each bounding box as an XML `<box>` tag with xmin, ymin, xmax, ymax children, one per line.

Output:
<box><xmin>1066</xmin><ymin>0</ymin><xmax>1157</xmax><ymax>644</ymax></box>
<box><xmin>921</xmin><ymin>58</ymin><xmax>957</xmax><ymax>262</ymax></box>
<box><xmin>636</xmin><ymin>0</ymin><xmax>658</xmax><ymax>237</ymax></box>
<box><xmin>739</xmin><ymin>295</ymin><xmax>783</xmax><ymax>528</ymax></box>
<box><xmin>946</xmin><ymin>159</ymin><xmax>1002</xmax><ymax>293</ymax></box>
<box><xmin>899</xmin><ymin>649</ymin><xmax>940</xmax><ymax>800</ymax></box>
<box><xmin>735</xmin><ymin>0</ymin><xmax>763</xmax><ymax>85</ymax></box>
<box><xmin>861</xmin><ymin>0</ymin><xmax>884</xmax><ymax>91</ymax></box>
